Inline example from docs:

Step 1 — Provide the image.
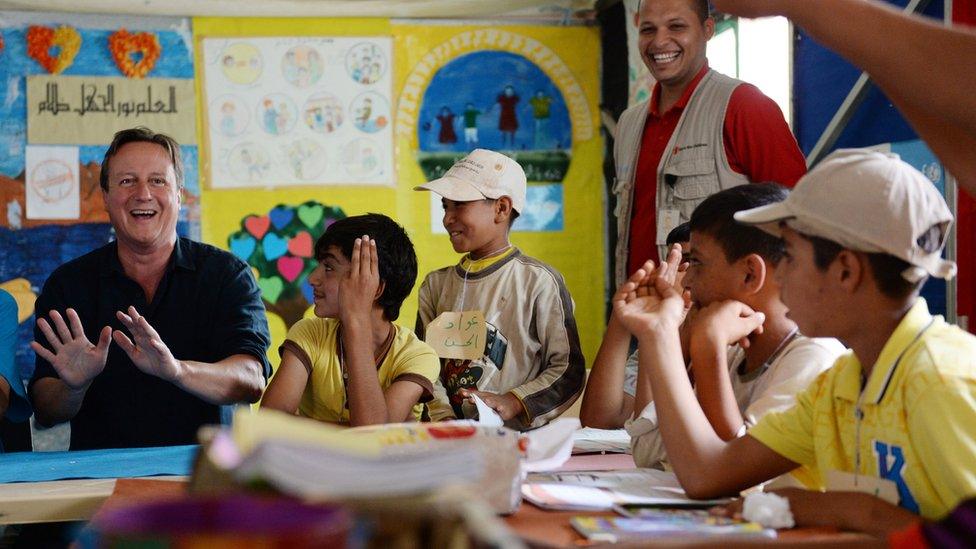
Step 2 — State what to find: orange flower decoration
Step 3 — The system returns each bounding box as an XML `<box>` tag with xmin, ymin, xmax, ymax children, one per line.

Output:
<box><xmin>27</xmin><ymin>25</ymin><xmax>82</xmax><ymax>74</ymax></box>
<box><xmin>0</xmin><ymin>34</ymin><xmax>5</xmax><ymax>55</ymax></box>
<box><xmin>109</xmin><ymin>29</ymin><xmax>161</xmax><ymax>79</ymax></box>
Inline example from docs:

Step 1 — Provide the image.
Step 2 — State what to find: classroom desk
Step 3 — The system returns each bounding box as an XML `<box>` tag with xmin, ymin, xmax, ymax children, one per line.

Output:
<box><xmin>0</xmin><ymin>449</ymin><xmax>872</xmax><ymax>546</ymax></box>
<box><xmin>0</xmin><ymin>445</ymin><xmax>195</xmax><ymax>525</ymax></box>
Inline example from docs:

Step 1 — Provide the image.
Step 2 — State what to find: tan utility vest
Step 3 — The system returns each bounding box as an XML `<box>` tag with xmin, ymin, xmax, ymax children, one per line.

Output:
<box><xmin>612</xmin><ymin>69</ymin><xmax>750</xmax><ymax>284</ymax></box>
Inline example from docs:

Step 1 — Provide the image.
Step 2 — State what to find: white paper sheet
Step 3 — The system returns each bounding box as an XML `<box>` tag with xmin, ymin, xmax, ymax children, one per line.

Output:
<box><xmin>25</xmin><ymin>145</ymin><xmax>79</xmax><ymax>220</ymax></box>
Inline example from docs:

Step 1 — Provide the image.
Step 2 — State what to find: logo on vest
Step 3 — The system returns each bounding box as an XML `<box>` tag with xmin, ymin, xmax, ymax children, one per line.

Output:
<box><xmin>672</xmin><ymin>143</ymin><xmax>709</xmax><ymax>156</ymax></box>
<box><xmin>873</xmin><ymin>440</ymin><xmax>919</xmax><ymax>514</ymax></box>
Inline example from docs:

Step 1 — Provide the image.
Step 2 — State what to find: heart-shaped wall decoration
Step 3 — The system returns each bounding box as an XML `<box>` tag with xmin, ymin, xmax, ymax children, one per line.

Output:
<box><xmin>108</xmin><ymin>29</ymin><xmax>161</xmax><ymax>79</ymax></box>
<box><xmin>27</xmin><ymin>25</ymin><xmax>82</xmax><ymax>74</ymax></box>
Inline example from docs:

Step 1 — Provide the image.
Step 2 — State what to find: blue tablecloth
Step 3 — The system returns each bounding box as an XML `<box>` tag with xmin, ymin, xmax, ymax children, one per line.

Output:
<box><xmin>0</xmin><ymin>445</ymin><xmax>197</xmax><ymax>483</ymax></box>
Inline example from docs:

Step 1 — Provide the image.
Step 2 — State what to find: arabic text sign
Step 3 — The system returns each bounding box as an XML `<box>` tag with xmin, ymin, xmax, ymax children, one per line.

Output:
<box><xmin>27</xmin><ymin>75</ymin><xmax>196</xmax><ymax>145</ymax></box>
<box><xmin>425</xmin><ymin>310</ymin><xmax>487</xmax><ymax>360</ymax></box>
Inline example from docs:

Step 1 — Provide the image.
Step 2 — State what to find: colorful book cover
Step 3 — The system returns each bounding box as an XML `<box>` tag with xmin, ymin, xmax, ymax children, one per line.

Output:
<box><xmin>571</xmin><ymin>510</ymin><xmax>775</xmax><ymax>542</ymax></box>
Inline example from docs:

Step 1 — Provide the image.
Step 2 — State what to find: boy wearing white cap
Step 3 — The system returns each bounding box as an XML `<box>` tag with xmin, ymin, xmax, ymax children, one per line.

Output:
<box><xmin>612</xmin><ymin>149</ymin><xmax>976</xmax><ymax>534</ymax></box>
<box><xmin>414</xmin><ymin>149</ymin><xmax>585</xmax><ymax>430</ymax></box>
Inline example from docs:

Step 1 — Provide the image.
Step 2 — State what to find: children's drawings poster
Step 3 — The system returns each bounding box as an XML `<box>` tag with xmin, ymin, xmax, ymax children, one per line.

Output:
<box><xmin>202</xmin><ymin>37</ymin><xmax>394</xmax><ymax>188</ymax></box>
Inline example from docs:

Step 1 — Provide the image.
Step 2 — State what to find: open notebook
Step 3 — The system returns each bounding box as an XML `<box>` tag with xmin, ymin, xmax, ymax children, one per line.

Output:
<box><xmin>522</xmin><ymin>469</ymin><xmax>728</xmax><ymax>511</ymax></box>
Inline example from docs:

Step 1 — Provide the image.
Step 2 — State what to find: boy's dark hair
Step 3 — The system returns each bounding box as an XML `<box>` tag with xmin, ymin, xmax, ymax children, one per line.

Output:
<box><xmin>314</xmin><ymin>213</ymin><xmax>418</xmax><ymax>321</ymax></box>
<box><xmin>800</xmin><ymin>226</ymin><xmax>943</xmax><ymax>300</ymax></box>
<box><xmin>100</xmin><ymin>127</ymin><xmax>184</xmax><ymax>191</ymax></box>
<box><xmin>690</xmin><ymin>183</ymin><xmax>788</xmax><ymax>265</ymax></box>
<box><xmin>638</xmin><ymin>0</ymin><xmax>710</xmax><ymax>22</ymax></box>
<box><xmin>666</xmin><ymin>222</ymin><xmax>691</xmax><ymax>246</ymax></box>
<box><xmin>508</xmin><ymin>208</ymin><xmax>521</xmax><ymax>227</ymax></box>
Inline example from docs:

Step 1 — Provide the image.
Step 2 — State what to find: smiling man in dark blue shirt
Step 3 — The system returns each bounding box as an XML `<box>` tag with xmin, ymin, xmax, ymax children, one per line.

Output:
<box><xmin>29</xmin><ymin>127</ymin><xmax>270</xmax><ymax>450</ymax></box>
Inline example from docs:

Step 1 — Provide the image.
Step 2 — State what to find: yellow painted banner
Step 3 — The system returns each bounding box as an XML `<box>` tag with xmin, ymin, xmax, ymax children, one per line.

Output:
<box><xmin>27</xmin><ymin>75</ymin><xmax>196</xmax><ymax>145</ymax></box>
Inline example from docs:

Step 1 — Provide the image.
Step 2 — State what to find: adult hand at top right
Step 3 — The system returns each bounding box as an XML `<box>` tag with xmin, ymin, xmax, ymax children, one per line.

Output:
<box><xmin>30</xmin><ymin>308</ymin><xmax>111</xmax><ymax>391</ymax></box>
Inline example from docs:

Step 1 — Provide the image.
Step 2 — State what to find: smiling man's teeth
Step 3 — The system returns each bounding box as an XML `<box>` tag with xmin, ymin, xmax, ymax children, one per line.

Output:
<box><xmin>131</xmin><ymin>210</ymin><xmax>156</xmax><ymax>216</ymax></box>
<box><xmin>653</xmin><ymin>52</ymin><xmax>680</xmax><ymax>63</ymax></box>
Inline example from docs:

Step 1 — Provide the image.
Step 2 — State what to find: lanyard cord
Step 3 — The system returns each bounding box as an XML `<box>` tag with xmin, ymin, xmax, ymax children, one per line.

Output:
<box><xmin>456</xmin><ymin>244</ymin><xmax>512</xmax><ymax>312</ymax></box>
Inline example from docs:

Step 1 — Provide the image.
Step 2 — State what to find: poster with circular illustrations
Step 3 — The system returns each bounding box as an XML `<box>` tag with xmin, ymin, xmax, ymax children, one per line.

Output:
<box><xmin>203</xmin><ymin>37</ymin><xmax>393</xmax><ymax>188</ymax></box>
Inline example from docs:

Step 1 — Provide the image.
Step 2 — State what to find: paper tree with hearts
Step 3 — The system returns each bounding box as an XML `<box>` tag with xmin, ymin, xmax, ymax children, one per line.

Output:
<box><xmin>228</xmin><ymin>200</ymin><xmax>346</xmax><ymax>327</ymax></box>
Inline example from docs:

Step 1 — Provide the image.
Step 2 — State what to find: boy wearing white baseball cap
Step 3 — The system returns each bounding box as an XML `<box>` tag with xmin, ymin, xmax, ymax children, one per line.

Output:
<box><xmin>414</xmin><ymin>149</ymin><xmax>585</xmax><ymax>430</ymax></box>
<box><xmin>610</xmin><ymin>148</ymin><xmax>976</xmax><ymax>534</ymax></box>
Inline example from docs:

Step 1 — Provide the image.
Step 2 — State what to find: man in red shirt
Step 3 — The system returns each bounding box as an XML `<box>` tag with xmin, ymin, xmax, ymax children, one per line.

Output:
<box><xmin>612</xmin><ymin>0</ymin><xmax>806</xmax><ymax>283</ymax></box>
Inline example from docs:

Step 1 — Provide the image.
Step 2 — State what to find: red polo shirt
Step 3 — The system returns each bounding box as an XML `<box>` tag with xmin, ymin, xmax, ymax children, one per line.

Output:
<box><xmin>626</xmin><ymin>64</ymin><xmax>807</xmax><ymax>276</ymax></box>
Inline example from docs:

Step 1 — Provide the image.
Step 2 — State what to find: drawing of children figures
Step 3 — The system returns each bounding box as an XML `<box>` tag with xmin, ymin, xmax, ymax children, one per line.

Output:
<box><xmin>495</xmin><ymin>85</ymin><xmax>519</xmax><ymax>148</ymax></box>
<box><xmin>350</xmin><ymin>55</ymin><xmax>363</xmax><ymax>83</ymax></box>
<box><xmin>359</xmin><ymin>56</ymin><xmax>372</xmax><ymax>84</ymax></box>
<box><xmin>276</xmin><ymin>102</ymin><xmax>291</xmax><ymax>134</ymax></box>
<box><xmin>436</xmin><ymin>106</ymin><xmax>458</xmax><ymax>145</ymax></box>
<box><xmin>262</xmin><ymin>99</ymin><xmax>278</xmax><ymax>134</ymax></box>
<box><xmin>529</xmin><ymin>90</ymin><xmax>553</xmax><ymax>149</ymax></box>
<box><xmin>463</xmin><ymin>103</ymin><xmax>481</xmax><ymax>146</ymax></box>
<box><xmin>356</xmin><ymin>97</ymin><xmax>373</xmax><ymax>129</ymax></box>
<box><xmin>220</xmin><ymin>101</ymin><xmax>237</xmax><ymax>136</ymax></box>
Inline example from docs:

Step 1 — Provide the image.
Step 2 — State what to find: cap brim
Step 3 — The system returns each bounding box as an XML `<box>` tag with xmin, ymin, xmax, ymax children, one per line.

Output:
<box><xmin>733</xmin><ymin>202</ymin><xmax>794</xmax><ymax>237</ymax></box>
<box><xmin>413</xmin><ymin>176</ymin><xmax>487</xmax><ymax>202</ymax></box>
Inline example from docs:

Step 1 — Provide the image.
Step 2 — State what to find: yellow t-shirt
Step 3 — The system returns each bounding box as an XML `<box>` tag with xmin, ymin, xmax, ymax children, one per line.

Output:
<box><xmin>280</xmin><ymin>318</ymin><xmax>440</xmax><ymax>424</ymax></box>
<box><xmin>749</xmin><ymin>299</ymin><xmax>976</xmax><ymax>519</ymax></box>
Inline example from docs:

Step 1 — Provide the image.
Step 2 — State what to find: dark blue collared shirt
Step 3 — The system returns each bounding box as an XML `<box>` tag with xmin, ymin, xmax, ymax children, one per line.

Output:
<box><xmin>31</xmin><ymin>237</ymin><xmax>270</xmax><ymax>450</ymax></box>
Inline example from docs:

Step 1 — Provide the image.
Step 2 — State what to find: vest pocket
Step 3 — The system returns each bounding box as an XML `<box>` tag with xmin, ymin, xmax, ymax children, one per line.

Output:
<box><xmin>663</xmin><ymin>158</ymin><xmax>720</xmax><ymax>219</ymax></box>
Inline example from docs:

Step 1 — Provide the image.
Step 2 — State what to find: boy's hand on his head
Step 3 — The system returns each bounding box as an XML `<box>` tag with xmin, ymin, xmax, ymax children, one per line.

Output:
<box><xmin>612</xmin><ymin>260</ymin><xmax>686</xmax><ymax>339</ymax></box>
<box><xmin>338</xmin><ymin>236</ymin><xmax>381</xmax><ymax>325</ymax></box>
<box><xmin>460</xmin><ymin>389</ymin><xmax>525</xmax><ymax>421</ymax></box>
<box><xmin>664</xmin><ymin>243</ymin><xmax>694</xmax><ymax>322</ymax></box>
<box><xmin>691</xmin><ymin>300</ymin><xmax>766</xmax><ymax>351</ymax></box>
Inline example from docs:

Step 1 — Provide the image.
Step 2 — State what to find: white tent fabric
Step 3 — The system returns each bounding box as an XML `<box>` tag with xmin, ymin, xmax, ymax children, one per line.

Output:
<box><xmin>0</xmin><ymin>0</ymin><xmax>598</xmax><ymax>19</ymax></box>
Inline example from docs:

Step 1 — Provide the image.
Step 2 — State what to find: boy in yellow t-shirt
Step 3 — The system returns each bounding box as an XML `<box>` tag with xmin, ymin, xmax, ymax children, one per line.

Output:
<box><xmin>612</xmin><ymin>149</ymin><xmax>976</xmax><ymax>535</ymax></box>
<box><xmin>262</xmin><ymin>214</ymin><xmax>439</xmax><ymax>426</ymax></box>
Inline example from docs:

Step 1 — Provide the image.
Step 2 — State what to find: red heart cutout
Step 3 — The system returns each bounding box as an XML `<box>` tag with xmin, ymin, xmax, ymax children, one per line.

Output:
<box><xmin>244</xmin><ymin>215</ymin><xmax>270</xmax><ymax>239</ymax></box>
<box><xmin>287</xmin><ymin>232</ymin><xmax>313</xmax><ymax>258</ymax></box>
<box><xmin>277</xmin><ymin>256</ymin><xmax>305</xmax><ymax>283</ymax></box>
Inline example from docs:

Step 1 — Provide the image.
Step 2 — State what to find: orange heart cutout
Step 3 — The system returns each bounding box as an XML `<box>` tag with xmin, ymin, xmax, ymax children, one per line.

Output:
<box><xmin>27</xmin><ymin>25</ymin><xmax>82</xmax><ymax>74</ymax></box>
<box><xmin>109</xmin><ymin>29</ymin><xmax>161</xmax><ymax>79</ymax></box>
